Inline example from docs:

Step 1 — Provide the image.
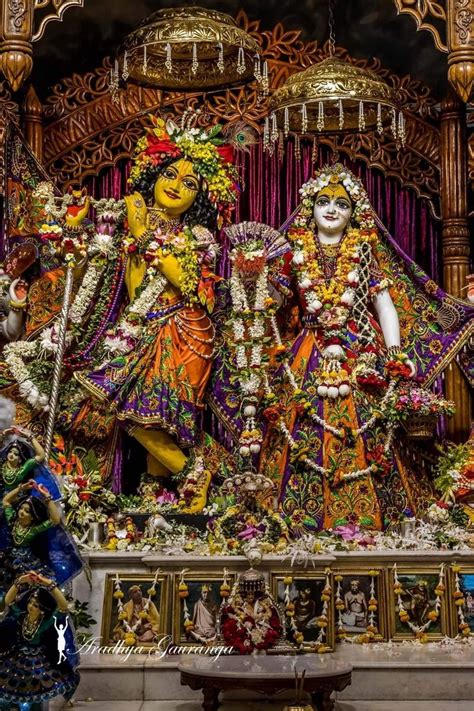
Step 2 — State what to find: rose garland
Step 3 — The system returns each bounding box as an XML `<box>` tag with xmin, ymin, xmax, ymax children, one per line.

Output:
<box><xmin>393</xmin><ymin>563</ymin><xmax>445</xmax><ymax>642</ymax></box>
<box><xmin>220</xmin><ymin>578</ymin><xmax>282</xmax><ymax>654</ymax></box>
<box><xmin>451</xmin><ymin>562</ymin><xmax>471</xmax><ymax>638</ymax></box>
<box><xmin>335</xmin><ymin>569</ymin><xmax>381</xmax><ymax>644</ymax></box>
<box><xmin>112</xmin><ymin>570</ymin><xmax>161</xmax><ymax>646</ymax></box>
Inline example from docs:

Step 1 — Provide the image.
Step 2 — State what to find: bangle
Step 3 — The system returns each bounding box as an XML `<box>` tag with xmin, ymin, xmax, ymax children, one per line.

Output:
<box><xmin>387</xmin><ymin>345</ymin><xmax>402</xmax><ymax>357</ymax></box>
<box><xmin>45</xmin><ymin>582</ymin><xmax>56</xmax><ymax>591</ymax></box>
<box><xmin>43</xmin><ymin>495</ymin><xmax>52</xmax><ymax>503</ymax></box>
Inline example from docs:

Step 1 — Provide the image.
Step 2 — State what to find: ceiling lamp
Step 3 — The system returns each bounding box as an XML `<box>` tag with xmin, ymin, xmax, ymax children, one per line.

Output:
<box><xmin>110</xmin><ymin>7</ymin><xmax>266</xmax><ymax>95</ymax></box>
<box><xmin>267</xmin><ymin>56</ymin><xmax>405</xmax><ymax>148</ymax></box>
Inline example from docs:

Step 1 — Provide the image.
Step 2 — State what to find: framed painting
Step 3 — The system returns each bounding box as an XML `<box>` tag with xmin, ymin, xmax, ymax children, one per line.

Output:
<box><xmin>388</xmin><ymin>567</ymin><xmax>448</xmax><ymax>640</ymax></box>
<box><xmin>172</xmin><ymin>572</ymin><xmax>235</xmax><ymax>647</ymax></box>
<box><xmin>271</xmin><ymin>572</ymin><xmax>334</xmax><ymax>651</ymax></box>
<box><xmin>448</xmin><ymin>566</ymin><xmax>474</xmax><ymax>637</ymax></box>
<box><xmin>334</xmin><ymin>569</ymin><xmax>387</xmax><ymax>641</ymax></box>
<box><xmin>101</xmin><ymin>573</ymin><xmax>170</xmax><ymax>647</ymax></box>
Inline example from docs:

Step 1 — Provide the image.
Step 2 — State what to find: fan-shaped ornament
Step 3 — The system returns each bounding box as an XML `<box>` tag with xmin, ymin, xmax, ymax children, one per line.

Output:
<box><xmin>266</xmin><ymin>56</ymin><xmax>405</xmax><ymax>148</ymax></box>
<box><xmin>110</xmin><ymin>7</ymin><xmax>265</xmax><ymax>95</ymax></box>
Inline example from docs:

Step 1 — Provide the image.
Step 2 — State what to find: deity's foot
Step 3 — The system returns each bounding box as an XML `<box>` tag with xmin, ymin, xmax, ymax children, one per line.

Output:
<box><xmin>177</xmin><ymin>461</ymin><xmax>212</xmax><ymax>514</ymax></box>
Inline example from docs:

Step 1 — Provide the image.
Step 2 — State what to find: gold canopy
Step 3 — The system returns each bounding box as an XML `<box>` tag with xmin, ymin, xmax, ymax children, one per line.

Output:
<box><xmin>268</xmin><ymin>56</ymin><xmax>404</xmax><ymax>140</ymax></box>
<box><xmin>114</xmin><ymin>7</ymin><xmax>263</xmax><ymax>92</ymax></box>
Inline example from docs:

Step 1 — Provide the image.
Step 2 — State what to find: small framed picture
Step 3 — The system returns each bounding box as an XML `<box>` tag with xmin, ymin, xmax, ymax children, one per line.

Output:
<box><xmin>448</xmin><ymin>567</ymin><xmax>474</xmax><ymax>636</ymax></box>
<box><xmin>388</xmin><ymin>567</ymin><xmax>448</xmax><ymax>640</ymax></box>
<box><xmin>271</xmin><ymin>572</ymin><xmax>334</xmax><ymax>651</ymax></box>
<box><xmin>101</xmin><ymin>573</ymin><xmax>170</xmax><ymax>647</ymax></box>
<box><xmin>334</xmin><ymin>570</ymin><xmax>387</xmax><ymax>641</ymax></box>
<box><xmin>172</xmin><ymin>573</ymin><xmax>235</xmax><ymax>646</ymax></box>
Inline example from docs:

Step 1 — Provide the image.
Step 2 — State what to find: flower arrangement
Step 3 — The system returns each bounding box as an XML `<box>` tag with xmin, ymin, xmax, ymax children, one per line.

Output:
<box><xmin>434</xmin><ymin>441</ymin><xmax>474</xmax><ymax>503</ymax></box>
<box><xmin>128</xmin><ymin>115</ymin><xmax>238</xmax><ymax>216</ymax></box>
<box><xmin>386</xmin><ymin>384</ymin><xmax>455</xmax><ymax>424</ymax></box>
<box><xmin>62</xmin><ymin>463</ymin><xmax>117</xmax><ymax>535</ymax></box>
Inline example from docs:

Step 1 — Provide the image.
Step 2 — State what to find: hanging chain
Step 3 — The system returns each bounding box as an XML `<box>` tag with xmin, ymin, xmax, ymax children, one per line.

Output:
<box><xmin>328</xmin><ymin>0</ymin><xmax>336</xmax><ymax>56</ymax></box>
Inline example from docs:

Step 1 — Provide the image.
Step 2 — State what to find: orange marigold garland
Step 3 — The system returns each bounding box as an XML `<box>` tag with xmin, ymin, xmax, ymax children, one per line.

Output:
<box><xmin>452</xmin><ymin>562</ymin><xmax>471</xmax><ymax>638</ymax></box>
<box><xmin>393</xmin><ymin>563</ymin><xmax>445</xmax><ymax>643</ymax></box>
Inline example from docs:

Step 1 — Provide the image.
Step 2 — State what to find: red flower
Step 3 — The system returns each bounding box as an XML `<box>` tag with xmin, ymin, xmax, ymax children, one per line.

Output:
<box><xmin>128</xmin><ymin>244</ymin><xmax>138</xmax><ymax>254</ymax></box>
<box><xmin>79</xmin><ymin>491</ymin><xmax>92</xmax><ymax>501</ymax></box>
<box><xmin>263</xmin><ymin>406</ymin><xmax>281</xmax><ymax>422</ymax></box>
<box><xmin>145</xmin><ymin>138</ymin><xmax>181</xmax><ymax>159</ymax></box>
<box><xmin>216</xmin><ymin>144</ymin><xmax>235</xmax><ymax>164</ymax></box>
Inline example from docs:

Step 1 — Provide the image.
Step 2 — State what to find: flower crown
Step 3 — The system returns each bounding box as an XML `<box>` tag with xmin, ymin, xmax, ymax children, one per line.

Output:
<box><xmin>128</xmin><ymin>113</ymin><xmax>239</xmax><ymax>216</ymax></box>
<box><xmin>295</xmin><ymin>163</ymin><xmax>376</xmax><ymax>230</ymax></box>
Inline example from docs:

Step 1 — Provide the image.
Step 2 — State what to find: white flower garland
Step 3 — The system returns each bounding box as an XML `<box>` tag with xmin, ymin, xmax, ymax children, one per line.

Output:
<box><xmin>3</xmin><ymin>341</ymin><xmax>50</xmax><ymax>411</ymax></box>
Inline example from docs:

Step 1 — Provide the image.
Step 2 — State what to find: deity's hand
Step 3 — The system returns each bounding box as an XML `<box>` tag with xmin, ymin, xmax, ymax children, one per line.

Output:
<box><xmin>125</xmin><ymin>192</ymin><xmax>148</xmax><ymax>239</ymax></box>
<box><xmin>65</xmin><ymin>196</ymin><xmax>90</xmax><ymax>228</ymax></box>
<box><xmin>9</xmin><ymin>278</ymin><xmax>28</xmax><ymax>303</ymax></box>
<box><xmin>405</xmin><ymin>359</ymin><xmax>416</xmax><ymax>378</ymax></box>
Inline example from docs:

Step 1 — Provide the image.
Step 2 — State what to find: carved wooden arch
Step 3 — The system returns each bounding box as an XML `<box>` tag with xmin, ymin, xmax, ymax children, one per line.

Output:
<box><xmin>42</xmin><ymin>11</ymin><xmax>443</xmax><ymax>217</ymax></box>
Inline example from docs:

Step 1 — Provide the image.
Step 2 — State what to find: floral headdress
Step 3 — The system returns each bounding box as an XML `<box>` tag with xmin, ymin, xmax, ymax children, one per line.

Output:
<box><xmin>128</xmin><ymin>113</ymin><xmax>239</xmax><ymax>217</ymax></box>
<box><xmin>294</xmin><ymin>163</ymin><xmax>376</xmax><ymax>231</ymax></box>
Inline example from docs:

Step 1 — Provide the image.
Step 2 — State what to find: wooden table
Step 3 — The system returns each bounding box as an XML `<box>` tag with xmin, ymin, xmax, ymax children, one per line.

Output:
<box><xmin>179</xmin><ymin>655</ymin><xmax>352</xmax><ymax>711</ymax></box>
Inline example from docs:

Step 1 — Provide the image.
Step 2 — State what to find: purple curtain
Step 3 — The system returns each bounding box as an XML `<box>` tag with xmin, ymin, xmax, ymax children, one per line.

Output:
<box><xmin>84</xmin><ymin>139</ymin><xmax>441</xmax><ymax>281</ymax></box>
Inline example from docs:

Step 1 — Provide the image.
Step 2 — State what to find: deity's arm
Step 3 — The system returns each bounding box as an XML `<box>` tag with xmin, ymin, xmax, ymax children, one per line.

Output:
<box><xmin>157</xmin><ymin>251</ymin><xmax>184</xmax><ymax>289</ymax></box>
<box><xmin>1</xmin><ymin>279</ymin><xmax>28</xmax><ymax>341</ymax></box>
<box><xmin>372</xmin><ymin>289</ymin><xmax>401</xmax><ymax>349</ymax></box>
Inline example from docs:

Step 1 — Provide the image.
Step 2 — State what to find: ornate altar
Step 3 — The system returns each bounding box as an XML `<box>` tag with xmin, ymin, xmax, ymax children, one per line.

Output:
<box><xmin>0</xmin><ymin>2</ymin><xmax>473</xmax><ymax>708</ymax></box>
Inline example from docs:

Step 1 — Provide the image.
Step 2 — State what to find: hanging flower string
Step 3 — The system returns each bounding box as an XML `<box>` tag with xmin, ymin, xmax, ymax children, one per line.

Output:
<box><xmin>452</xmin><ymin>562</ymin><xmax>471</xmax><ymax>638</ymax></box>
<box><xmin>178</xmin><ymin>568</ymin><xmax>194</xmax><ymax>634</ymax></box>
<box><xmin>312</xmin><ymin>568</ymin><xmax>332</xmax><ymax>653</ymax></box>
<box><xmin>283</xmin><ymin>575</ymin><xmax>303</xmax><ymax>646</ymax></box>
<box><xmin>393</xmin><ymin>563</ymin><xmax>445</xmax><ymax>643</ymax></box>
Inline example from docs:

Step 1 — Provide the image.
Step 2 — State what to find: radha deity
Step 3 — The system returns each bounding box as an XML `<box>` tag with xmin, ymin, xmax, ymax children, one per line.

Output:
<box><xmin>256</xmin><ymin>163</ymin><xmax>472</xmax><ymax>533</ymax></box>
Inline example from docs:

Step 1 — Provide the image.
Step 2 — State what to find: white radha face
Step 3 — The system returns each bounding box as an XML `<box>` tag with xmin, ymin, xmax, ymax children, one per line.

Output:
<box><xmin>313</xmin><ymin>187</ymin><xmax>353</xmax><ymax>236</ymax></box>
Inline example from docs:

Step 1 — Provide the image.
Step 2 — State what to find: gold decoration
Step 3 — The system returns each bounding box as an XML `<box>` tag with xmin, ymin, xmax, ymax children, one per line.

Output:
<box><xmin>40</xmin><ymin>13</ymin><xmax>454</xmax><ymax>215</ymax></box>
<box><xmin>115</xmin><ymin>7</ymin><xmax>262</xmax><ymax>91</ymax></box>
<box><xmin>268</xmin><ymin>56</ymin><xmax>402</xmax><ymax>138</ymax></box>
<box><xmin>33</xmin><ymin>1</ymin><xmax>84</xmax><ymax>42</ymax></box>
<box><xmin>394</xmin><ymin>0</ymin><xmax>448</xmax><ymax>52</ymax></box>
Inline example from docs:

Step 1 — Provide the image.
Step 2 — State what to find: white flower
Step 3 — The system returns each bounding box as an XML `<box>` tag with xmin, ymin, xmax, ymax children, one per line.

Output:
<box><xmin>299</xmin><ymin>276</ymin><xmax>312</xmax><ymax>289</ymax></box>
<box><xmin>292</xmin><ymin>251</ymin><xmax>305</xmax><ymax>266</ymax></box>
<box><xmin>91</xmin><ymin>233</ymin><xmax>113</xmax><ymax>254</ymax></box>
<box><xmin>104</xmin><ymin>336</ymin><xmax>130</xmax><ymax>355</ymax></box>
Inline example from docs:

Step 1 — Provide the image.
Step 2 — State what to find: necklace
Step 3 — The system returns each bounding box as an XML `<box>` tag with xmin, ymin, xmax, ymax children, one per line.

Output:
<box><xmin>147</xmin><ymin>208</ymin><xmax>180</xmax><ymax>232</ymax></box>
<box><xmin>12</xmin><ymin>521</ymin><xmax>30</xmax><ymax>545</ymax></box>
<box><xmin>22</xmin><ymin>613</ymin><xmax>43</xmax><ymax>641</ymax></box>
<box><xmin>2</xmin><ymin>463</ymin><xmax>20</xmax><ymax>487</ymax></box>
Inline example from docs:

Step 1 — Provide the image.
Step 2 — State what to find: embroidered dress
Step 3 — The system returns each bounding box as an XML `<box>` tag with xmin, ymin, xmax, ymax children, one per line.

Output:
<box><xmin>0</xmin><ymin>606</ymin><xmax>79</xmax><ymax>705</ymax></box>
<box><xmin>260</xmin><ymin>235</ymin><xmax>432</xmax><ymax>533</ymax></box>
<box><xmin>75</xmin><ymin>224</ymin><xmax>218</xmax><ymax>447</ymax></box>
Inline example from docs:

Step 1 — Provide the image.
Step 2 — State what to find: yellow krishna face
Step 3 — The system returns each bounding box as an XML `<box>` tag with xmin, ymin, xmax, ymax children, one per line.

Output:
<box><xmin>153</xmin><ymin>158</ymin><xmax>200</xmax><ymax>217</ymax></box>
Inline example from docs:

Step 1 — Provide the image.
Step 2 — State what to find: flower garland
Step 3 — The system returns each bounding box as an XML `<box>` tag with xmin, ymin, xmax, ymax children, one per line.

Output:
<box><xmin>113</xmin><ymin>570</ymin><xmax>161</xmax><ymax>646</ymax></box>
<box><xmin>335</xmin><ymin>569</ymin><xmax>381</xmax><ymax>644</ymax></box>
<box><xmin>451</xmin><ymin>562</ymin><xmax>471</xmax><ymax>638</ymax></box>
<box><xmin>229</xmin><ymin>240</ymin><xmax>276</xmax><ymax>458</ymax></box>
<box><xmin>393</xmin><ymin>563</ymin><xmax>445</xmax><ymax>642</ymax></box>
<box><xmin>220</xmin><ymin>578</ymin><xmax>282</xmax><ymax>654</ymax></box>
<box><xmin>179</xmin><ymin>568</ymin><xmax>231</xmax><ymax>639</ymax></box>
<box><xmin>3</xmin><ymin>341</ymin><xmax>50</xmax><ymax>411</ymax></box>
<box><xmin>281</xmin><ymin>571</ymin><xmax>332</xmax><ymax>652</ymax></box>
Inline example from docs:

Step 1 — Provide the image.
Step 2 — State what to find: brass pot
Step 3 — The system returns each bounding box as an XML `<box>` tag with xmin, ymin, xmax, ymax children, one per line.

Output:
<box><xmin>283</xmin><ymin>705</ymin><xmax>314</xmax><ymax>711</ymax></box>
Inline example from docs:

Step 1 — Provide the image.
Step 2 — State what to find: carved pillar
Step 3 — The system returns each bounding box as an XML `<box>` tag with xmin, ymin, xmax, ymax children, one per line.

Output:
<box><xmin>0</xmin><ymin>0</ymin><xmax>33</xmax><ymax>92</ymax></box>
<box><xmin>22</xmin><ymin>84</ymin><xmax>43</xmax><ymax>161</ymax></box>
<box><xmin>447</xmin><ymin>0</ymin><xmax>474</xmax><ymax>102</ymax></box>
<box><xmin>440</xmin><ymin>91</ymin><xmax>471</xmax><ymax>440</ymax></box>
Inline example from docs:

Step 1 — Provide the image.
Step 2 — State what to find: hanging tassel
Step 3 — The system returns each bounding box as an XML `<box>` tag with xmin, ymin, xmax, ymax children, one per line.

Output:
<box><xmin>391</xmin><ymin>107</ymin><xmax>398</xmax><ymax>139</ymax></box>
<box><xmin>338</xmin><ymin>99</ymin><xmax>344</xmax><ymax>131</ymax></box>
<box><xmin>192</xmin><ymin>43</ymin><xmax>199</xmax><ymax>74</ymax></box>
<box><xmin>237</xmin><ymin>46</ymin><xmax>246</xmax><ymax>75</ymax></box>
<box><xmin>165</xmin><ymin>43</ymin><xmax>172</xmax><ymax>73</ymax></box>
<box><xmin>294</xmin><ymin>134</ymin><xmax>301</xmax><ymax>160</ymax></box>
<box><xmin>317</xmin><ymin>101</ymin><xmax>325</xmax><ymax>131</ymax></box>
<box><xmin>301</xmin><ymin>103</ymin><xmax>308</xmax><ymax>134</ymax></box>
<box><xmin>122</xmin><ymin>51</ymin><xmax>129</xmax><ymax>81</ymax></box>
<box><xmin>358</xmin><ymin>101</ymin><xmax>366</xmax><ymax>131</ymax></box>
<box><xmin>398</xmin><ymin>111</ymin><xmax>406</xmax><ymax>147</ymax></box>
<box><xmin>143</xmin><ymin>44</ymin><xmax>148</xmax><ymax>74</ymax></box>
<box><xmin>263</xmin><ymin>116</ymin><xmax>270</xmax><ymax>152</ymax></box>
<box><xmin>271</xmin><ymin>111</ymin><xmax>278</xmax><ymax>144</ymax></box>
<box><xmin>254</xmin><ymin>53</ymin><xmax>262</xmax><ymax>83</ymax></box>
<box><xmin>283</xmin><ymin>106</ymin><xmax>290</xmax><ymax>138</ymax></box>
<box><xmin>312</xmin><ymin>135</ymin><xmax>318</xmax><ymax>163</ymax></box>
<box><xmin>376</xmin><ymin>102</ymin><xmax>383</xmax><ymax>134</ymax></box>
<box><xmin>217</xmin><ymin>42</ymin><xmax>225</xmax><ymax>73</ymax></box>
<box><xmin>262</xmin><ymin>60</ymin><xmax>269</xmax><ymax>96</ymax></box>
